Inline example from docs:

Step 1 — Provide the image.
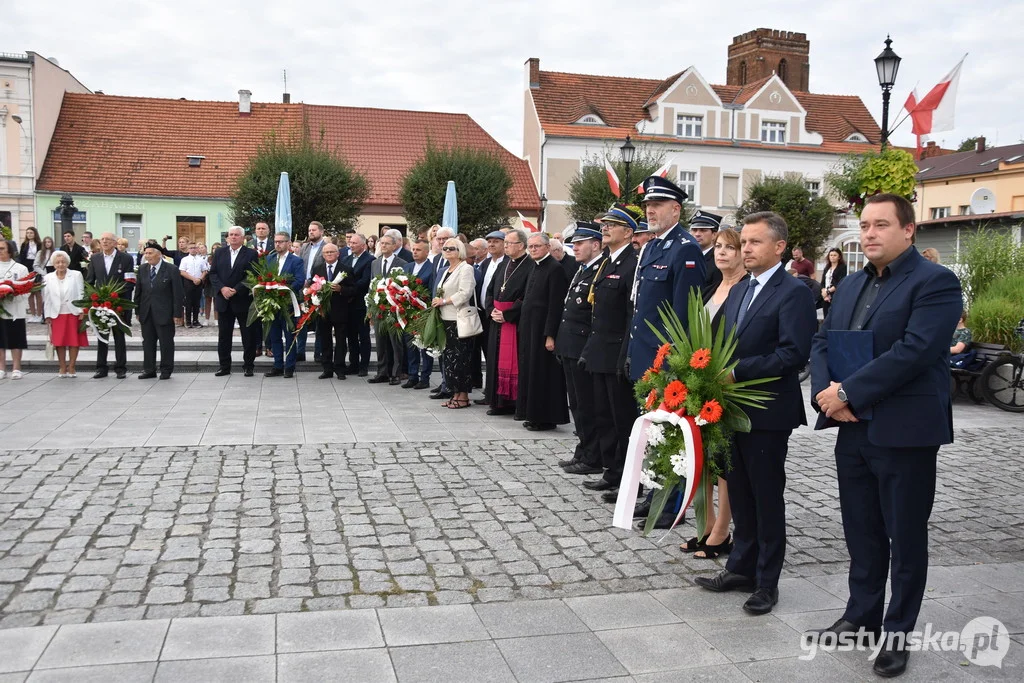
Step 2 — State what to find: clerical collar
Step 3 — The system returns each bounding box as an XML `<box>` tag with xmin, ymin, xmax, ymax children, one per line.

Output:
<box><xmin>533</xmin><ymin>254</ymin><xmax>550</xmax><ymax>264</ymax></box>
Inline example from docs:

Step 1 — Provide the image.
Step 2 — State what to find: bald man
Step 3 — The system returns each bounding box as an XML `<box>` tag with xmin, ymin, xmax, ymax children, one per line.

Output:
<box><xmin>86</xmin><ymin>231</ymin><xmax>137</xmax><ymax>378</ymax></box>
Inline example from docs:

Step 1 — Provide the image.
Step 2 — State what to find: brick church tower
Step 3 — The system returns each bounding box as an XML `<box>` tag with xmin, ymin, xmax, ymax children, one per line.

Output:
<box><xmin>727</xmin><ymin>28</ymin><xmax>810</xmax><ymax>92</ymax></box>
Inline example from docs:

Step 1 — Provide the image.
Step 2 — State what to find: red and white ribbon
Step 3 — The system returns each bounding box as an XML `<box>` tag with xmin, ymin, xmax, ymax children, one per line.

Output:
<box><xmin>253</xmin><ymin>282</ymin><xmax>301</xmax><ymax>317</ymax></box>
<box><xmin>612</xmin><ymin>407</ymin><xmax>705</xmax><ymax>532</ymax></box>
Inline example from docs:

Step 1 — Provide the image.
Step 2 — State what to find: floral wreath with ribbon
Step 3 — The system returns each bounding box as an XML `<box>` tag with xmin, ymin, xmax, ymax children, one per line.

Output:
<box><xmin>365</xmin><ymin>267</ymin><xmax>431</xmax><ymax>339</ymax></box>
<box><xmin>73</xmin><ymin>282</ymin><xmax>137</xmax><ymax>343</ymax></box>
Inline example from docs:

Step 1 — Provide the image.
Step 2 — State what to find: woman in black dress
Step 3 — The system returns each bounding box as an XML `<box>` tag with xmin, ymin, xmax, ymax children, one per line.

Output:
<box><xmin>820</xmin><ymin>248</ymin><xmax>847</xmax><ymax>318</ymax></box>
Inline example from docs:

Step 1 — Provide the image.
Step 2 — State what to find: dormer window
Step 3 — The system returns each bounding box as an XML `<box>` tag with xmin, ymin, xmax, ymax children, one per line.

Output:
<box><xmin>187</xmin><ymin>155</ymin><xmax>206</xmax><ymax>167</ymax></box>
<box><xmin>676</xmin><ymin>114</ymin><xmax>703</xmax><ymax>138</ymax></box>
<box><xmin>844</xmin><ymin>133</ymin><xmax>868</xmax><ymax>143</ymax></box>
<box><xmin>761</xmin><ymin>121</ymin><xmax>786</xmax><ymax>144</ymax></box>
<box><xmin>574</xmin><ymin>114</ymin><xmax>604</xmax><ymax>125</ymax></box>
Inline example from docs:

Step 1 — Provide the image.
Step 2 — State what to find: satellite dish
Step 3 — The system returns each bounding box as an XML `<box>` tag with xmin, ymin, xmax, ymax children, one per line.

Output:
<box><xmin>970</xmin><ymin>188</ymin><xmax>996</xmax><ymax>214</ymax></box>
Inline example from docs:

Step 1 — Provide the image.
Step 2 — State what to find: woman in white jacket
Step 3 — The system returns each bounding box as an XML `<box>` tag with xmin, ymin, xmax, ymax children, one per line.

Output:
<box><xmin>43</xmin><ymin>251</ymin><xmax>89</xmax><ymax>378</ymax></box>
<box><xmin>431</xmin><ymin>238</ymin><xmax>478</xmax><ymax>409</ymax></box>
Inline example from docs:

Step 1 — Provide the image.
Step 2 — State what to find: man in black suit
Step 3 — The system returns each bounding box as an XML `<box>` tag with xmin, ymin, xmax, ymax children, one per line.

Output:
<box><xmin>383</xmin><ymin>227</ymin><xmax>413</xmax><ymax>263</ymax></box>
<box><xmin>689</xmin><ymin>210</ymin><xmax>723</xmax><ymax>294</ymax></box>
<box><xmin>367</xmin><ymin>232</ymin><xmax>407</xmax><ymax>384</ymax></box>
<box><xmin>807</xmin><ymin>194</ymin><xmax>963</xmax><ymax>678</ymax></box>
<box><xmin>61</xmin><ymin>231</ymin><xmax>89</xmax><ymax>274</ymax></box>
<box><xmin>87</xmin><ymin>232</ymin><xmax>136</xmax><ymax>379</ymax></box>
<box><xmin>694</xmin><ymin>211</ymin><xmax>816</xmax><ymax>616</ymax></box>
<box><xmin>344</xmin><ymin>233</ymin><xmax>373</xmax><ymax>376</ymax></box>
<box><xmin>135</xmin><ymin>241</ymin><xmax>184</xmax><ymax>379</ymax></box>
<box><xmin>311</xmin><ymin>241</ymin><xmax>355</xmax><ymax>380</ymax></box>
<box><xmin>210</xmin><ymin>226</ymin><xmax>260</xmax><ymax>376</ymax></box>
<box><xmin>402</xmin><ymin>239</ymin><xmax>436</xmax><ymax>389</ymax></box>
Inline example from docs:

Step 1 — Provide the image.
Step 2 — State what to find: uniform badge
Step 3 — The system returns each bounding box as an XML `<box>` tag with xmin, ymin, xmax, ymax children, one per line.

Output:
<box><xmin>576</xmin><ymin>297</ymin><xmax>582</xmax><ymax>304</ymax></box>
<box><xmin>685</xmin><ymin>261</ymin><xmax>696</xmax><ymax>269</ymax></box>
<box><xmin>653</xmin><ymin>264</ymin><xmax>668</xmax><ymax>270</ymax></box>
<box><xmin>606</xmin><ymin>274</ymin><xmax>621</xmax><ymax>279</ymax></box>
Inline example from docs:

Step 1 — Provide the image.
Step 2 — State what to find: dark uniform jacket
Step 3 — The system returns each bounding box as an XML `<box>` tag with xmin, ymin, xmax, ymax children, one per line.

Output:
<box><xmin>581</xmin><ymin>246</ymin><xmax>638</xmax><ymax>375</ymax></box>
<box><xmin>554</xmin><ymin>258</ymin><xmax>597</xmax><ymax>360</ymax></box>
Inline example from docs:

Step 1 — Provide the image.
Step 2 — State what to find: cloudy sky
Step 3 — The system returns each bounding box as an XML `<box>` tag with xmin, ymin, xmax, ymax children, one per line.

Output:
<box><xmin>8</xmin><ymin>0</ymin><xmax>1022</xmax><ymax>155</ymax></box>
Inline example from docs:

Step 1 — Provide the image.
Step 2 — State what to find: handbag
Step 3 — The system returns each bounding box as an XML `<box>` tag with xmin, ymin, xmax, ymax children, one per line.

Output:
<box><xmin>455</xmin><ymin>266</ymin><xmax>483</xmax><ymax>338</ymax></box>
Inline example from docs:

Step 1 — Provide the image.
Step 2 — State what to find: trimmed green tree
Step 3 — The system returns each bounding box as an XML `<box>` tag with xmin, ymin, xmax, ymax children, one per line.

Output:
<box><xmin>735</xmin><ymin>176</ymin><xmax>836</xmax><ymax>261</ymax></box>
<box><xmin>400</xmin><ymin>143</ymin><xmax>514</xmax><ymax>240</ymax></box>
<box><xmin>566</xmin><ymin>148</ymin><xmax>670</xmax><ymax>223</ymax></box>
<box><xmin>825</xmin><ymin>148</ymin><xmax>919</xmax><ymax>215</ymax></box>
<box><xmin>230</xmin><ymin>132</ymin><xmax>370</xmax><ymax>240</ymax></box>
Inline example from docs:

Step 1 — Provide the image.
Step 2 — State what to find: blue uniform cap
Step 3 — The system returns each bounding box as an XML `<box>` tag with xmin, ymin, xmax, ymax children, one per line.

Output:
<box><xmin>569</xmin><ymin>225</ymin><xmax>602</xmax><ymax>243</ymax></box>
<box><xmin>640</xmin><ymin>176</ymin><xmax>688</xmax><ymax>204</ymax></box>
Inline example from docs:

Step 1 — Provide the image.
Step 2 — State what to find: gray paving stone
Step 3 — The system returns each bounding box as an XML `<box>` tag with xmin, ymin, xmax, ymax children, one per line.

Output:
<box><xmin>0</xmin><ymin>625</ymin><xmax>58</xmax><ymax>673</ymax></box>
<box><xmin>597</xmin><ymin>622</ymin><xmax>731</xmax><ymax>674</ymax></box>
<box><xmin>277</xmin><ymin>609</ymin><xmax>384</xmax><ymax>653</ymax></box>
<box><xmin>474</xmin><ymin>599</ymin><xmax>588</xmax><ymax>638</ymax></box>
<box><xmin>495</xmin><ymin>632</ymin><xmax>628</xmax><ymax>683</ymax></box>
<box><xmin>689</xmin><ymin>615</ymin><xmax>804</xmax><ymax>663</ymax></box>
<box><xmin>154</xmin><ymin>655</ymin><xmax>275</xmax><ymax>683</ymax></box>
<box><xmin>277</xmin><ymin>649</ymin><xmax>396</xmax><ymax>683</ymax></box>
<box><xmin>160</xmin><ymin>615</ymin><xmax>275</xmax><ymax>660</ymax></box>
<box><xmin>389</xmin><ymin>640</ymin><xmax>514</xmax><ymax>683</ymax></box>
<box><xmin>24</xmin><ymin>661</ymin><xmax>158</xmax><ymax>683</ymax></box>
<box><xmin>378</xmin><ymin>604</ymin><xmax>489</xmax><ymax>646</ymax></box>
<box><xmin>632</xmin><ymin>664</ymin><xmax>750</xmax><ymax>682</ymax></box>
<box><xmin>34</xmin><ymin>620</ymin><xmax>169</xmax><ymax>669</ymax></box>
<box><xmin>565</xmin><ymin>592</ymin><xmax>680</xmax><ymax>630</ymax></box>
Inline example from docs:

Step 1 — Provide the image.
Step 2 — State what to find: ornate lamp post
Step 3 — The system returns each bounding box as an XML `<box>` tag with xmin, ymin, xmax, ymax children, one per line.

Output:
<box><xmin>539</xmin><ymin>193</ymin><xmax>547</xmax><ymax>231</ymax></box>
<box><xmin>620</xmin><ymin>136</ymin><xmax>636</xmax><ymax>203</ymax></box>
<box><xmin>58</xmin><ymin>194</ymin><xmax>78</xmax><ymax>237</ymax></box>
<box><xmin>874</xmin><ymin>36</ymin><xmax>902</xmax><ymax>150</ymax></box>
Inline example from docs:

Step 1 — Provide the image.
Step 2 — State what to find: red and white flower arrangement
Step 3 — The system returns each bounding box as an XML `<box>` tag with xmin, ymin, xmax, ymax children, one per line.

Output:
<box><xmin>365</xmin><ymin>267</ymin><xmax>431</xmax><ymax>339</ymax></box>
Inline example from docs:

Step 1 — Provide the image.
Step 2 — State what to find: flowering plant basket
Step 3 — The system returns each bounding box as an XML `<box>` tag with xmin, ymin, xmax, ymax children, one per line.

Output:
<box><xmin>0</xmin><ymin>273</ymin><xmax>42</xmax><ymax>318</ymax></box>
<box><xmin>365</xmin><ymin>268</ymin><xmax>431</xmax><ymax>339</ymax></box>
<box><xmin>243</xmin><ymin>259</ymin><xmax>300</xmax><ymax>337</ymax></box>
<box><xmin>73</xmin><ymin>282</ymin><xmax>136</xmax><ymax>342</ymax></box>
<box><xmin>614</xmin><ymin>291</ymin><xmax>777</xmax><ymax>536</ymax></box>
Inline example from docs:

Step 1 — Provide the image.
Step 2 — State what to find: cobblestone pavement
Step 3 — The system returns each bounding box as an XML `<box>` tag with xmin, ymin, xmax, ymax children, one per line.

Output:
<box><xmin>2</xmin><ymin>425</ymin><xmax>1022</xmax><ymax>629</ymax></box>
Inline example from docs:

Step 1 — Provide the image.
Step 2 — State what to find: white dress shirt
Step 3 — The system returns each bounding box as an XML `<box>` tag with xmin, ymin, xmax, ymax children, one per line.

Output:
<box><xmin>746</xmin><ymin>261</ymin><xmax>785</xmax><ymax>308</ymax></box>
<box><xmin>103</xmin><ymin>251</ymin><xmax>116</xmax><ymax>275</ymax></box>
<box><xmin>179</xmin><ymin>253</ymin><xmax>209</xmax><ymax>280</ymax></box>
<box><xmin>229</xmin><ymin>247</ymin><xmax>240</xmax><ymax>268</ymax></box>
<box><xmin>481</xmin><ymin>255</ymin><xmax>504</xmax><ymax>297</ymax></box>
<box><xmin>412</xmin><ymin>260</ymin><xmax>427</xmax><ymax>277</ymax></box>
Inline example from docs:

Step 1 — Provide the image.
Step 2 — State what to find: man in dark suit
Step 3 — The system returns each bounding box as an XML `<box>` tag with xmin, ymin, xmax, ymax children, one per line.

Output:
<box><xmin>689</xmin><ymin>210</ymin><xmax>723</xmax><ymax>294</ymax></box>
<box><xmin>311</xmin><ymin>242</ymin><xmax>356</xmax><ymax>380</ymax></box>
<box><xmin>472</xmin><ymin>230</ymin><xmax>507</xmax><ymax>404</ymax></box>
<box><xmin>250</xmin><ymin>221</ymin><xmax>272</xmax><ymax>257</ymax></box>
<box><xmin>344</xmin><ymin>233</ymin><xmax>374</xmax><ymax>376</ymax></box>
<box><xmin>297</xmin><ymin>221</ymin><xmax>328</xmax><ymax>362</ymax></box>
<box><xmin>807</xmin><ymin>194</ymin><xmax>962</xmax><ymax>678</ymax></box>
<box><xmin>87</xmin><ymin>232</ymin><xmax>136</xmax><ymax>379</ymax></box>
<box><xmin>210</xmin><ymin>226</ymin><xmax>260</xmax><ymax>376</ymax></box>
<box><xmin>135</xmin><ymin>241</ymin><xmax>184</xmax><ymax>379</ymax></box>
<box><xmin>628</xmin><ymin>176</ymin><xmax>706</xmax><ymax>380</ymax></box>
<box><xmin>368</xmin><ymin>232</ymin><xmax>408</xmax><ymax>384</ymax></box>
<box><xmin>402</xmin><ymin>239</ymin><xmax>436</xmax><ymax>389</ymax></box>
<box><xmin>694</xmin><ymin>211</ymin><xmax>816</xmax><ymax>617</ymax></box>
<box><xmin>264</xmin><ymin>232</ymin><xmax>306</xmax><ymax>378</ymax></box>
<box><xmin>383</xmin><ymin>228</ymin><xmax>413</xmax><ymax>263</ymax></box>
<box><xmin>61</xmin><ymin>231</ymin><xmax>89</xmax><ymax>274</ymax></box>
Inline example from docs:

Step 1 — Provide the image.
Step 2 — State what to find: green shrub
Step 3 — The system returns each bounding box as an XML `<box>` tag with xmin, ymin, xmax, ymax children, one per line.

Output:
<box><xmin>969</xmin><ymin>274</ymin><xmax>1024</xmax><ymax>353</ymax></box>
<box><xmin>0</xmin><ymin>224</ymin><xmax>12</xmax><ymax>241</ymax></box>
<box><xmin>959</xmin><ymin>228</ymin><xmax>1024</xmax><ymax>305</ymax></box>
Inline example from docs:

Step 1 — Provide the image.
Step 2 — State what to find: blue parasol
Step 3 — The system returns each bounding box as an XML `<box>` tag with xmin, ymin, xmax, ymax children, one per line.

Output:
<box><xmin>275</xmin><ymin>172</ymin><xmax>292</xmax><ymax>237</ymax></box>
<box><xmin>442</xmin><ymin>180</ymin><xmax>458</xmax><ymax>234</ymax></box>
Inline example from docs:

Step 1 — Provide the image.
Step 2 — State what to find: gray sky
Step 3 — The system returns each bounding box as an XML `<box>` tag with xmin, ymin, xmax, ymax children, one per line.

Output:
<box><xmin>8</xmin><ymin>0</ymin><xmax>1023</xmax><ymax>155</ymax></box>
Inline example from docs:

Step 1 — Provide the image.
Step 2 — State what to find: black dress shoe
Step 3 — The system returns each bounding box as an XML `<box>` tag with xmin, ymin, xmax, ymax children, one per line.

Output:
<box><xmin>583</xmin><ymin>479</ymin><xmax>617</xmax><ymax>491</ymax></box>
<box><xmin>526</xmin><ymin>422</ymin><xmax>556</xmax><ymax>432</ymax></box>
<box><xmin>486</xmin><ymin>407</ymin><xmax>513</xmax><ymax>416</ymax></box>
<box><xmin>474</xmin><ymin>397</ymin><xmax>489</xmax><ymax>405</ymax></box>
<box><xmin>601</xmin><ymin>490</ymin><xmax>619</xmax><ymax>504</ymax></box>
<box><xmin>318</xmin><ymin>371</ymin><xmax>333</xmax><ymax>379</ymax></box>
<box><xmin>431</xmin><ymin>391</ymin><xmax>454</xmax><ymax>400</ymax></box>
<box><xmin>402</xmin><ymin>379</ymin><xmax>418</xmax><ymax>389</ymax></box>
<box><xmin>414</xmin><ymin>381</ymin><xmax>429</xmax><ymax>390</ymax></box>
<box><xmin>159</xmin><ymin>373</ymin><xmax>171</xmax><ymax>380</ymax></box>
<box><xmin>283</xmin><ymin>368</ymin><xmax>294</xmax><ymax>378</ymax></box>
<box><xmin>214</xmin><ymin>368</ymin><xmax>231</xmax><ymax>377</ymax></box>
<box><xmin>563</xmin><ymin>462</ymin><xmax>603</xmax><ymax>475</ymax></box>
<box><xmin>313</xmin><ymin>355</ymin><xmax>322</xmax><ymax>363</ymax></box>
<box><xmin>92</xmin><ymin>370</ymin><xmax>108</xmax><ymax>379</ymax></box>
<box><xmin>115</xmin><ymin>371</ymin><xmax>127</xmax><ymax>379</ymax></box>
<box><xmin>367</xmin><ymin>375</ymin><xmax>389</xmax><ymax>384</ymax></box>
<box><xmin>389</xmin><ymin>377</ymin><xmax>401</xmax><ymax>385</ymax></box>
<box><xmin>265</xmin><ymin>368</ymin><xmax>284</xmax><ymax>377</ymax></box>
<box><xmin>743</xmin><ymin>586</ymin><xmax>779</xmax><ymax>615</ymax></box>
<box><xmin>805</xmin><ymin>618</ymin><xmax>881</xmax><ymax>645</ymax></box>
<box><xmin>336</xmin><ymin>372</ymin><xmax>347</xmax><ymax>380</ymax></box>
<box><xmin>297</xmin><ymin>353</ymin><xmax>307</xmax><ymax>362</ymax></box>
<box><xmin>357</xmin><ymin>369</ymin><xmax>368</xmax><ymax>377</ymax></box>
<box><xmin>633</xmin><ymin>499</ymin><xmax>651</xmax><ymax>518</ymax></box>
<box><xmin>558</xmin><ymin>458</ymin><xmax>578</xmax><ymax>468</ymax></box>
<box><xmin>244</xmin><ymin>367</ymin><xmax>254</xmax><ymax>377</ymax></box>
<box><xmin>694</xmin><ymin>570</ymin><xmax>756</xmax><ymax>593</ymax></box>
<box><xmin>137</xmin><ymin>372</ymin><xmax>157</xmax><ymax>380</ymax></box>
<box><xmin>873</xmin><ymin>641</ymin><xmax>910</xmax><ymax>678</ymax></box>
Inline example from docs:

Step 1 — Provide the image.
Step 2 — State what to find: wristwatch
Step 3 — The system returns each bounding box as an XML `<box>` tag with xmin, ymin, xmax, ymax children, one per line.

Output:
<box><xmin>837</xmin><ymin>385</ymin><xmax>848</xmax><ymax>403</ymax></box>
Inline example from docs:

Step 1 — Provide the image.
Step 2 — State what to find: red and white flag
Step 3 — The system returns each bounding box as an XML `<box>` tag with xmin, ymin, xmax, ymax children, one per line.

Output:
<box><xmin>635</xmin><ymin>159</ymin><xmax>674</xmax><ymax>196</ymax></box>
<box><xmin>517</xmin><ymin>211</ymin><xmax>538</xmax><ymax>233</ymax></box>
<box><xmin>604</xmin><ymin>159</ymin><xmax>621</xmax><ymax>198</ymax></box>
<box><xmin>904</xmin><ymin>55</ymin><xmax>966</xmax><ymax>155</ymax></box>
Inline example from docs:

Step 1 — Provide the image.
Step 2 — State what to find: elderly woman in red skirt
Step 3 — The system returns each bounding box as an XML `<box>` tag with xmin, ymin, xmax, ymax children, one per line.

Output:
<box><xmin>42</xmin><ymin>250</ymin><xmax>89</xmax><ymax>378</ymax></box>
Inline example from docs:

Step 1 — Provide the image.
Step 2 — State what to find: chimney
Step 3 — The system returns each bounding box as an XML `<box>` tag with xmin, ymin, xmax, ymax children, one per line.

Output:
<box><xmin>282</xmin><ymin>92</ymin><xmax>291</xmax><ymax>104</ymax></box>
<box><xmin>975</xmin><ymin>136</ymin><xmax>986</xmax><ymax>153</ymax></box>
<box><xmin>238</xmin><ymin>89</ymin><xmax>252</xmax><ymax>116</ymax></box>
<box><xmin>920</xmin><ymin>141</ymin><xmax>945</xmax><ymax>160</ymax></box>
<box><xmin>526</xmin><ymin>58</ymin><xmax>540</xmax><ymax>89</ymax></box>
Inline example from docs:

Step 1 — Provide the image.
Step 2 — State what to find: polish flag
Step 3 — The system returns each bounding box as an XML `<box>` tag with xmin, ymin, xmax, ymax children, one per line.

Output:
<box><xmin>635</xmin><ymin>159</ymin><xmax>673</xmax><ymax>196</ymax></box>
<box><xmin>604</xmin><ymin>159</ymin><xmax>621</xmax><ymax>198</ymax></box>
<box><xmin>904</xmin><ymin>56</ymin><xmax>966</xmax><ymax>155</ymax></box>
<box><xmin>517</xmin><ymin>212</ymin><xmax>538</xmax><ymax>233</ymax></box>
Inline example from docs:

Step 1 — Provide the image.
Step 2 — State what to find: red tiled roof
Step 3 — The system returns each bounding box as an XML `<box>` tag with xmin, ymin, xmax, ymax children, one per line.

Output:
<box><xmin>38</xmin><ymin>94</ymin><xmax>540</xmax><ymax>212</ymax></box>
<box><xmin>533</xmin><ymin>68</ymin><xmax>881</xmax><ymax>151</ymax></box>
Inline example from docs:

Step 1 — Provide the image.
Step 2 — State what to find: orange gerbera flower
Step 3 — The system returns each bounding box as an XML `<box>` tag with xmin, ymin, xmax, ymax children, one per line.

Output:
<box><xmin>645</xmin><ymin>389</ymin><xmax>659</xmax><ymax>410</ymax></box>
<box><xmin>653</xmin><ymin>343</ymin><xmax>672</xmax><ymax>370</ymax></box>
<box><xmin>642</xmin><ymin>368</ymin><xmax>658</xmax><ymax>382</ymax></box>
<box><xmin>663</xmin><ymin>380</ymin><xmax>688</xmax><ymax>409</ymax></box>
<box><xmin>690</xmin><ymin>348</ymin><xmax>712</xmax><ymax>370</ymax></box>
<box><xmin>700</xmin><ymin>399</ymin><xmax>724</xmax><ymax>423</ymax></box>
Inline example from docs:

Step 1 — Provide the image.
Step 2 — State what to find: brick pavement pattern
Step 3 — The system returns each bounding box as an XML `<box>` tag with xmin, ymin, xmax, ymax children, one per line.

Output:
<box><xmin>2</xmin><ymin>427</ymin><xmax>1022</xmax><ymax>629</ymax></box>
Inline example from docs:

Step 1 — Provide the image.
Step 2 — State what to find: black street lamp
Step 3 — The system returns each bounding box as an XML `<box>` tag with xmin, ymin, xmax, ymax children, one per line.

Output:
<box><xmin>620</xmin><ymin>135</ymin><xmax>636</xmax><ymax>203</ymax></box>
<box><xmin>874</xmin><ymin>35</ymin><xmax>902</xmax><ymax>150</ymax></box>
<box><xmin>539</xmin><ymin>193</ymin><xmax>547</xmax><ymax>230</ymax></box>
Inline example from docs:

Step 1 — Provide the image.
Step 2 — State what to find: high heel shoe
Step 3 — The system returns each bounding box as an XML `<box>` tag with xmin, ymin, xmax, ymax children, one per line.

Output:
<box><xmin>694</xmin><ymin>535</ymin><xmax>733</xmax><ymax>560</ymax></box>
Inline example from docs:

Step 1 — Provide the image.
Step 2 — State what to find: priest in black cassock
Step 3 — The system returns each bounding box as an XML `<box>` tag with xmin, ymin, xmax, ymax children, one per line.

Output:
<box><xmin>485</xmin><ymin>229</ymin><xmax>532</xmax><ymax>416</ymax></box>
<box><xmin>515</xmin><ymin>232</ymin><xmax>570</xmax><ymax>431</ymax></box>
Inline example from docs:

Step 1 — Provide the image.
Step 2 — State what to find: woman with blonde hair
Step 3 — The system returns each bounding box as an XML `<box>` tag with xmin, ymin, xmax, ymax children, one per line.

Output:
<box><xmin>42</xmin><ymin>251</ymin><xmax>89</xmax><ymax>377</ymax></box>
<box><xmin>432</xmin><ymin>238</ymin><xmax>478</xmax><ymax>409</ymax></box>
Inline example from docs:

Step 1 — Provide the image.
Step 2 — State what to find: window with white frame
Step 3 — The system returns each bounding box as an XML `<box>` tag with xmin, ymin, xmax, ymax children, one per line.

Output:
<box><xmin>930</xmin><ymin>207</ymin><xmax>951</xmax><ymax>219</ymax></box>
<box><xmin>842</xmin><ymin>240</ymin><xmax>865</xmax><ymax>273</ymax></box>
<box><xmin>761</xmin><ymin>121</ymin><xmax>786</xmax><ymax>144</ymax></box>
<box><xmin>959</xmin><ymin>205</ymin><xmax>971</xmax><ymax>215</ymax></box>
<box><xmin>677</xmin><ymin>171</ymin><xmax>697</xmax><ymax>203</ymax></box>
<box><xmin>676</xmin><ymin>114</ymin><xmax>703</xmax><ymax>138</ymax></box>
<box><xmin>805</xmin><ymin>180</ymin><xmax>821</xmax><ymax>197</ymax></box>
<box><xmin>575</xmin><ymin>114</ymin><xmax>604</xmax><ymax>125</ymax></box>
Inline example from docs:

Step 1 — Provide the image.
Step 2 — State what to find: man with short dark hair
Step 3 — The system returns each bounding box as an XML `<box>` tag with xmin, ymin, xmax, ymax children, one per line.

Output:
<box><xmin>252</xmin><ymin>222</ymin><xmax>272</xmax><ymax>256</ymax></box>
<box><xmin>788</xmin><ymin>246</ymin><xmax>814</xmax><ymax>278</ymax></box>
<box><xmin>178</xmin><ymin>242</ymin><xmax>208</xmax><ymax>328</ymax></box>
<box><xmin>806</xmin><ymin>194</ymin><xmax>962</xmax><ymax>678</ymax></box>
<box><xmin>60</xmin><ymin>231</ymin><xmax>88</xmax><ymax>273</ymax></box>
<box><xmin>298</xmin><ymin>221</ymin><xmax>327</xmax><ymax>362</ymax></box>
<box><xmin>401</xmin><ymin>240</ymin><xmax>436</xmax><ymax>389</ymax></box>
<box><xmin>264</xmin><ymin>232</ymin><xmax>306</xmax><ymax>378</ymax></box>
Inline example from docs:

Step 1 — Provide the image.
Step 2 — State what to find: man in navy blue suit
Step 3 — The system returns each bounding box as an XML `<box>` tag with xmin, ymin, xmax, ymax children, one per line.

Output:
<box><xmin>402</xmin><ymin>239</ymin><xmax>436</xmax><ymax>389</ymax></box>
<box><xmin>807</xmin><ymin>194</ymin><xmax>962</xmax><ymax>678</ymax></box>
<box><xmin>264</xmin><ymin>232</ymin><xmax>306</xmax><ymax>378</ymax></box>
<box><xmin>210</xmin><ymin>226</ymin><xmax>261</xmax><ymax>377</ymax></box>
<box><xmin>695</xmin><ymin>212</ymin><xmax>816</xmax><ymax>616</ymax></box>
<box><xmin>344</xmin><ymin>234</ymin><xmax>374</xmax><ymax>376</ymax></box>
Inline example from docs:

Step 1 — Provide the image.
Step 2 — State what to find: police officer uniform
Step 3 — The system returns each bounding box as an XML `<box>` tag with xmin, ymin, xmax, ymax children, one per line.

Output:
<box><xmin>555</xmin><ymin>224</ymin><xmax>604</xmax><ymax>475</ymax></box>
<box><xmin>627</xmin><ymin>176</ymin><xmax>707</xmax><ymax>381</ymax></box>
<box><xmin>690</xmin><ymin>210</ymin><xmax>724</xmax><ymax>295</ymax></box>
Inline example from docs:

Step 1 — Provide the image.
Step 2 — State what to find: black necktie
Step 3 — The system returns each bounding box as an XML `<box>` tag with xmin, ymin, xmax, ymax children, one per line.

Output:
<box><xmin>150</xmin><ymin>265</ymin><xmax>157</xmax><ymax>284</ymax></box>
<box><xmin>570</xmin><ymin>264</ymin><xmax>585</xmax><ymax>289</ymax></box>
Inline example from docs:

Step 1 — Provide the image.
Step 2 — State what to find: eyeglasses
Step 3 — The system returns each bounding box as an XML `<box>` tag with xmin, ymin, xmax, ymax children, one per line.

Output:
<box><xmin>526</xmin><ymin>244</ymin><xmax>545</xmax><ymax>249</ymax></box>
<box><xmin>441</xmin><ymin>246</ymin><xmax>459</xmax><ymax>253</ymax></box>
